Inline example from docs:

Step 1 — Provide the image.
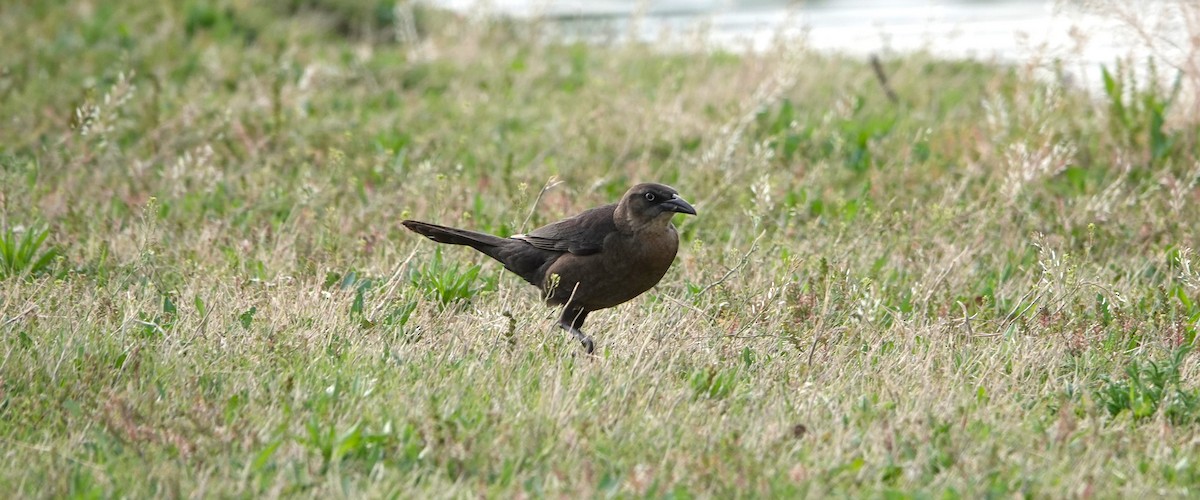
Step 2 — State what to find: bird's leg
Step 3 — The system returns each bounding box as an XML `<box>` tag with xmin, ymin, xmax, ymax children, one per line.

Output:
<box><xmin>557</xmin><ymin>306</ymin><xmax>593</xmax><ymax>354</ymax></box>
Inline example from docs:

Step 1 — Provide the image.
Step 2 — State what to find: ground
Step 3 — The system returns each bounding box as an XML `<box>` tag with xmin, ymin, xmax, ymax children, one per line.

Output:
<box><xmin>1</xmin><ymin>0</ymin><xmax>1199</xmax><ymax>497</ymax></box>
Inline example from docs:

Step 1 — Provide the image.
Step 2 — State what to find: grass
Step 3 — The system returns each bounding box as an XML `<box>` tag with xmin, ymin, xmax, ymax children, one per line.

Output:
<box><xmin>0</xmin><ymin>224</ymin><xmax>61</xmax><ymax>280</ymax></box>
<box><xmin>2</xmin><ymin>0</ymin><xmax>1200</xmax><ymax>496</ymax></box>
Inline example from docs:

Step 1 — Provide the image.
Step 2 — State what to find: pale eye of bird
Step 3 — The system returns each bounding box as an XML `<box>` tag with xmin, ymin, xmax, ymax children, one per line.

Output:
<box><xmin>644</xmin><ymin>192</ymin><xmax>656</xmax><ymax>202</ymax></box>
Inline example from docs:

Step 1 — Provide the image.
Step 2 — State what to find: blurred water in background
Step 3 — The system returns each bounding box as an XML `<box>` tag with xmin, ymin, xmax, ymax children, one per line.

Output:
<box><xmin>427</xmin><ymin>0</ymin><xmax>1194</xmax><ymax>91</ymax></box>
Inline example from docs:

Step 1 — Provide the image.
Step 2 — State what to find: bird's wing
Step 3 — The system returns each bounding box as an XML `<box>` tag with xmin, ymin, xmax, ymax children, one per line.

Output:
<box><xmin>514</xmin><ymin>204</ymin><xmax>617</xmax><ymax>255</ymax></box>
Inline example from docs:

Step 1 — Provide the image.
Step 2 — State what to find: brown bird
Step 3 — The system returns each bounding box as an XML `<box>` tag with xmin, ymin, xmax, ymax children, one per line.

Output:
<box><xmin>402</xmin><ymin>183</ymin><xmax>696</xmax><ymax>353</ymax></box>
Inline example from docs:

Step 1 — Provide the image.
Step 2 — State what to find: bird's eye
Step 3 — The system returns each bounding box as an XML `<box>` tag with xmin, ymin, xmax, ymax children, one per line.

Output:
<box><xmin>644</xmin><ymin>192</ymin><xmax>657</xmax><ymax>202</ymax></box>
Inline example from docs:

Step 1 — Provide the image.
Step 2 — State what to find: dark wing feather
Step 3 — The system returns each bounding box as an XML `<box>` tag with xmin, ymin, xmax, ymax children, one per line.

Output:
<box><xmin>519</xmin><ymin>204</ymin><xmax>617</xmax><ymax>255</ymax></box>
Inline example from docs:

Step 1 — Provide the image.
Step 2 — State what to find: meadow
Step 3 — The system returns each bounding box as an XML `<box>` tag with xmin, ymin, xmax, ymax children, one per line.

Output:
<box><xmin>2</xmin><ymin>0</ymin><xmax>1199</xmax><ymax>497</ymax></box>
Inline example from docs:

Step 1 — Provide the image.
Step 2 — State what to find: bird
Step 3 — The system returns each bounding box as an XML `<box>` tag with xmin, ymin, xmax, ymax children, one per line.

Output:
<box><xmin>401</xmin><ymin>182</ymin><xmax>696</xmax><ymax>353</ymax></box>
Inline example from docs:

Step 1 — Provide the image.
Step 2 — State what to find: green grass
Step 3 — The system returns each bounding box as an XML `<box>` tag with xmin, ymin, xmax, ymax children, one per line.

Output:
<box><xmin>3</xmin><ymin>0</ymin><xmax>1200</xmax><ymax>496</ymax></box>
<box><xmin>0</xmin><ymin>223</ymin><xmax>61</xmax><ymax>280</ymax></box>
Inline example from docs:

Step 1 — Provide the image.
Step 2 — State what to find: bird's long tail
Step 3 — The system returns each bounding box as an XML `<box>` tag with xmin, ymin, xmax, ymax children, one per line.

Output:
<box><xmin>401</xmin><ymin>220</ymin><xmax>507</xmax><ymax>250</ymax></box>
<box><xmin>402</xmin><ymin>219</ymin><xmax>552</xmax><ymax>288</ymax></box>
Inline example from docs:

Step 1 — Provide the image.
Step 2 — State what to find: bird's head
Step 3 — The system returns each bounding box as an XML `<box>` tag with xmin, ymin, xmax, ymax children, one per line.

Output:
<box><xmin>617</xmin><ymin>183</ymin><xmax>697</xmax><ymax>228</ymax></box>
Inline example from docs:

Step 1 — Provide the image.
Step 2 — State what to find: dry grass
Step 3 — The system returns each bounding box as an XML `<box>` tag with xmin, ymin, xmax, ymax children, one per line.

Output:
<box><xmin>1</xmin><ymin>0</ymin><xmax>1199</xmax><ymax>497</ymax></box>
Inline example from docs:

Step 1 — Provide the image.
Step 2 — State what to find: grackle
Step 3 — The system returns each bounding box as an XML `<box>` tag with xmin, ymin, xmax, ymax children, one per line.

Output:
<box><xmin>402</xmin><ymin>183</ymin><xmax>696</xmax><ymax>353</ymax></box>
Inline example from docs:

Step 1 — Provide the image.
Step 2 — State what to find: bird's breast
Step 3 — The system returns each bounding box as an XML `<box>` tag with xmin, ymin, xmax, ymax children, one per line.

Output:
<box><xmin>604</xmin><ymin>230</ymin><xmax>677</xmax><ymax>272</ymax></box>
<box><xmin>599</xmin><ymin>227</ymin><xmax>678</xmax><ymax>288</ymax></box>
<box><xmin>542</xmin><ymin>225</ymin><xmax>680</xmax><ymax>310</ymax></box>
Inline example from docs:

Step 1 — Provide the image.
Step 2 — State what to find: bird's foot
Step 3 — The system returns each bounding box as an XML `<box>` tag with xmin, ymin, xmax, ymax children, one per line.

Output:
<box><xmin>559</xmin><ymin>321</ymin><xmax>595</xmax><ymax>354</ymax></box>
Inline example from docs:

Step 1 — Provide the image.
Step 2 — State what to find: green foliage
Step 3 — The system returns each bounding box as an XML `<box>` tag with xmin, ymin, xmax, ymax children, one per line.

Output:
<box><xmin>301</xmin><ymin>419</ymin><xmax>403</xmax><ymax>472</ymax></box>
<box><xmin>238</xmin><ymin>306</ymin><xmax>257</xmax><ymax>329</ymax></box>
<box><xmin>688</xmin><ymin>365</ymin><xmax>738</xmax><ymax>400</ymax></box>
<box><xmin>1094</xmin><ymin>347</ymin><xmax>1200</xmax><ymax>425</ymax></box>
<box><xmin>409</xmin><ymin>249</ymin><xmax>497</xmax><ymax>307</ymax></box>
<box><xmin>1100</xmin><ymin>62</ymin><xmax>1186</xmax><ymax>168</ymax></box>
<box><xmin>0</xmin><ymin>225</ymin><xmax>60</xmax><ymax>280</ymax></box>
<box><xmin>753</xmin><ymin>97</ymin><xmax>896</xmax><ymax>172</ymax></box>
<box><xmin>328</xmin><ymin>269</ymin><xmax>374</xmax><ymax>318</ymax></box>
<box><xmin>135</xmin><ymin>293</ymin><xmax>177</xmax><ymax>338</ymax></box>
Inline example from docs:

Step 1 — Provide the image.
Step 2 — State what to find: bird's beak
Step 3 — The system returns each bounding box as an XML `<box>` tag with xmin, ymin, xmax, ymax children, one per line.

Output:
<box><xmin>662</xmin><ymin>195</ymin><xmax>697</xmax><ymax>215</ymax></box>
